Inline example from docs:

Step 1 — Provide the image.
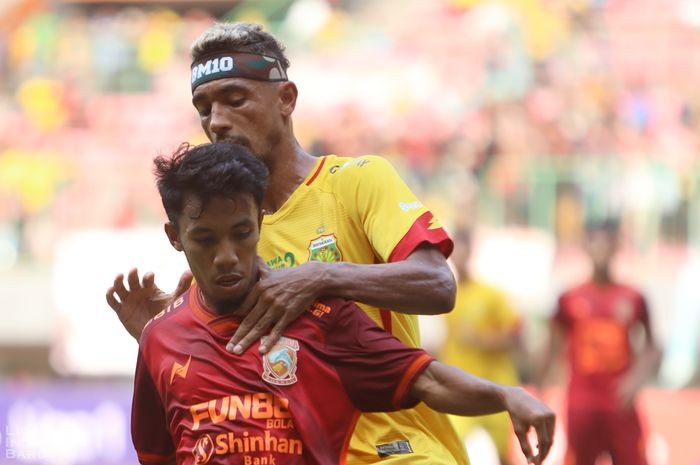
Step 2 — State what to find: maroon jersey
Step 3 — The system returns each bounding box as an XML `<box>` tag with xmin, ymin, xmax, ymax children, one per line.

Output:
<box><xmin>132</xmin><ymin>284</ymin><xmax>433</xmax><ymax>465</ymax></box>
<box><xmin>554</xmin><ymin>281</ymin><xmax>650</xmax><ymax>410</ymax></box>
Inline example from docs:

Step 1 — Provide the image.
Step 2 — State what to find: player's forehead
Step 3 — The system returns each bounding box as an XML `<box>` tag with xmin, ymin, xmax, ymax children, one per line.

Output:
<box><xmin>181</xmin><ymin>192</ymin><xmax>259</xmax><ymax>224</ymax></box>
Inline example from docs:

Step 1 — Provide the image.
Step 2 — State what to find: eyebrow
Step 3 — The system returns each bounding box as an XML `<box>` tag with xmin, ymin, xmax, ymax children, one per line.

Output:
<box><xmin>191</xmin><ymin>82</ymin><xmax>250</xmax><ymax>105</ymax></box>
<box><xmin>189</xmin><ymin>219</ymin><xmax>253</xmax><ymax>234</ymax></box>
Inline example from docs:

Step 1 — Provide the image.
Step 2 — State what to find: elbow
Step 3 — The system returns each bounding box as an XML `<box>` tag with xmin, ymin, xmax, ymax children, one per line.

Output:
<box><xmin>430</xmin><ymin>267</ymin><xmax>456</xmax><ymax>314</ymax></box>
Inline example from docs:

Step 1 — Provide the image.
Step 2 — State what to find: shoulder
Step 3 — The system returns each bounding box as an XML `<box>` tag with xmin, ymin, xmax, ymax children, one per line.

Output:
<box><xmin>140</xmin><ymin>291</ymin><xmax>192</xmax><ymax>349</ymax></box>
<box><xmin>322</xmin><ymin>155</ymin><xmax>399</xmax><ymax>189</ymax></box>
<box><xmin>613</xmin><ymin>283</ymin><xmax>647</xmax><ymax>306</ymax></box>
<box><xmin>614</xmin><ymin>282</ymin><xmax>644</xmax><ymax>297</ymax></box>
<box><xmin>560</xmin><ymin>282</ymin><xmax>590</xmax><ymax>301</ymax></box>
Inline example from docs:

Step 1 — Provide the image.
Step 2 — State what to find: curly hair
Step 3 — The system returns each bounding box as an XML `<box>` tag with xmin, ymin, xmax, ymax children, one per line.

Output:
<box><xmin>154</xmin><ymin>142</ymin><xmax>269</xmax><ymax>224</ymax></box>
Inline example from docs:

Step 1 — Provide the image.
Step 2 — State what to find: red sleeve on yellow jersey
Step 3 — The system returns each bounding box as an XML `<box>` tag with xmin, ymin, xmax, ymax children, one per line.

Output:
<box><xmin>388</xmin><ymin>211</ymin><xmax>453</xmax><ymax>262</ymax></box>
<box><xmin>336</xmin><ymin>155</ymin><xmax>453</xmax><ymax>263</ymax></box>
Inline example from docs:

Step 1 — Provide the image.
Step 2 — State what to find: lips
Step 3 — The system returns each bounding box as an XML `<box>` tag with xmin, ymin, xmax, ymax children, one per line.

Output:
<box><xmin>215</xmin><ymin>274</ymin><xmax>243</xmax><ymax>287</ymax></box>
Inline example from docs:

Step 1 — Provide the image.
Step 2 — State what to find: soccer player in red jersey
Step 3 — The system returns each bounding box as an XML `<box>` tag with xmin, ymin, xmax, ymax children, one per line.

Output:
<box><xmin>537</xmin><ymin>220</ymin><xmax>661</xmax><ymax>465</ymax></box>
<box><xmin>132</xmin><ymin>141</ymin><xmax>555</xmax><ymax>465</ymax></box>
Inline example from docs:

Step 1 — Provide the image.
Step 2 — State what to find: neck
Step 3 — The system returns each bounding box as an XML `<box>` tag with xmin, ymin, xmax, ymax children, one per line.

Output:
<box><xmin>262</xmin><ymin>139</ymin><xmax>317</xmax><ymax>214</ymax></box>
<box><xmin>592</xmin><ymin>268</ymin><xmax>612</xmax><ymax>284</ymax></box>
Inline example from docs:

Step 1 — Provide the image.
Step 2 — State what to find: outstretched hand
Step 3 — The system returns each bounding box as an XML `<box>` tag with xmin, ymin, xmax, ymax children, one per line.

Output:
<box><xmin>106</xmin><ymin>268</ymin><xmax>193</xmax><ymax>341</ymax></box>
<box><xmin>227</xmin><ymin>260</ymin><xmax>324</xmax><ymax>355</ymax></box>
<box><xmin>504</xmin><ymin>386</ymin><xmax>556</xmax><ymax>465</ymax></box>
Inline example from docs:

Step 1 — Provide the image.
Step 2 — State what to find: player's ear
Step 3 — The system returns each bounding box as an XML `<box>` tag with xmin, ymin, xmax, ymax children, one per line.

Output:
<box><xmin>164</xmin><ymin>222</ymin><xmax>183</xmax><ymax>252</ymax></box>
<box><xmin>257</xmin><ymin>207</ymin><xmax>264</xmax><ymax>229</ymax></box>
<box><xmin>278</xmin><ymin>81</ymin><xmax>297</xmax><ymax>116</ymax></box>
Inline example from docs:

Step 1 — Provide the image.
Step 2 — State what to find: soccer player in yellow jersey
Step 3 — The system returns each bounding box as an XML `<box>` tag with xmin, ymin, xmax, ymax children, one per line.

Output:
<box><xmin>440</xmin><ymin>230</ymin><xmax>523</xmax><ymax>465</ymax></box>
<box><xmin>106</xmin><ymin>22</ymin><xmax>553</xmax><ymax>465</ymax></box>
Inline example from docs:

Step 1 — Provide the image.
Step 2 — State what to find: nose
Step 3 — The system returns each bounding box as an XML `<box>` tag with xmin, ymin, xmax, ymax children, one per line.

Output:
<box><xmin>207</xmin><ymin>102</ymin><xmax>232</xmax><ymax>142</ymax></box>
<box><xmin>213</xmin><ymin>241</ymin><xmax>239</xmax><ymax>270</ymax></box>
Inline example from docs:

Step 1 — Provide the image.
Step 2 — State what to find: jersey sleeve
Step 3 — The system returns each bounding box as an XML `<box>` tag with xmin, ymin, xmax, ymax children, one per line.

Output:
<box><xmin>132</xmin><ymin>348</ymin><xmax>176</xmax><ymax>465</ymax></box>
<box><xmin>323</xmin><ymin>299</ymin><xmax>434</xmax><ymax>412</ymax></box>
<box><xmin>337</xmin><ymin>156</ymin><xmax>453</xmax><ymax>262</ymax></box>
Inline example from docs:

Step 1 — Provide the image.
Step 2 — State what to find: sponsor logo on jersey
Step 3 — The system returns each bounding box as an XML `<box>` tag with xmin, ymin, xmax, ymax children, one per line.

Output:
<box><xmin>190</xmin><ymin>392</ymin><xmax>291</xmax><ymax>430</ymax></box>
<box><xmin>193</xmin><ymin>434</ymin><xmax>215</xmax><ymax>464</ymax></box>
<box><xmin>399</xmin><ymin>200</ymin><xmax>423</xmax><ymax>212</ymax></box>
<box><xmin>266</xmin><ymin>252</ymin><xmax>296</xmax><ymax>269</ymax></box>
<box><xmin>193</xmin><ymin>429</ymin><xmax>303</xmax><ymax>463</ymax></box>
<box><xmin>144</xmin><ymin>295</ymin><xmax>185</xmax><ymax>329</ymax></box>
<box><xmin>308</xmin><ymin>301</ymin><xmax>332</xmax><ymax>319</ymax></box>
<box><xmin>329</xmin><ymin>158</ymin><xmax>371</xmax><ymax>174</ymax></box>
<box><xmin>376</xmin><ymin>440</ymin><xmax>413</xmax><ymax>457</ymax></box>
<box><xmin>308</xmin><ymin>234</ymin><xmax>343</xmax><ymax>262</ymax></box>
<box><xmin>170</xmin><ymin>355</ymin><xmax>192</xmax><ymax>384</ymax></box>
<box><xmin>262</xmin><ymin>337</ymin><xmax>299</xmax><ymax>386</ymax></box>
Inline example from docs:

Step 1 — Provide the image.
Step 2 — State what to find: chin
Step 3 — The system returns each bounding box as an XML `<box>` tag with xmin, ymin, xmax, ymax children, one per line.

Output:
<box><xmin>212</xmin><ymin>297</ymin><xmax>246</xmax><ymax>314</ymax></box>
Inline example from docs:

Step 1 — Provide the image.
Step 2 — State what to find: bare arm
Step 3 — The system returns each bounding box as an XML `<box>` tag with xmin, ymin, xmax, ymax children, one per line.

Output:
<box><xmin>411</xmin><ymin>362</ymin><xmax>555</xmax><ymax>465</ymax></box>
<box><xmin>316</xmin><ymin>245</ymin><xmax>456</xmax><ymax>314</ymax></box>
<box><xmin>535</xmin><ymin>320</ymin><xmax>564</xmax><ymax>391</ymax></box>
<box><xmin>228</xmin><ymin>245</ymin><xmax>455</xmax><ymax>354</ymax></box>
<box><xmin>617</xmin><ymin>316</ymin><xmax>662</xmax><ymax>408</ymax></box>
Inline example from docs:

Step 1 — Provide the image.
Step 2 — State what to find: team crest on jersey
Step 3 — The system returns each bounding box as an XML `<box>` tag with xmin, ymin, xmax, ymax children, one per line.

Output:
<box><xmin>308</xmin><ymin>234</ymin><xmax>343</xmax><ymax>262</ymax></box>
<box><xmin>262</xmin><ymin>337</ymin><xmax>300</xmax><ymax>386</ymax></box>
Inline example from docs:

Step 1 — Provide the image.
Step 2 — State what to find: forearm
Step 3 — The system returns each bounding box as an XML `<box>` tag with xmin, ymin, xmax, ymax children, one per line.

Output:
<box><xmin>411</xmin><ymin>362</ymin><xmax>509</xmax><ymax>416</ymax></box>
<box><xmin>315</xmin><ymin>259</ymin><xmax>455</xmax><ymax>314</ymax></box>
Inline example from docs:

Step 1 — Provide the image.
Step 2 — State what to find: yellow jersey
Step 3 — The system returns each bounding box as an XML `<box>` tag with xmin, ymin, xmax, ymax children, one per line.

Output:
<box><xmin>440</xmin><ymin>280</ymin><xmax>520</xmax><ymax>455</ymax></box>
<box><xmin>441</xmin><ymin>280</ymin><xmax>520</xmax><ymax>384</ymax></box>
<box><xmin>258</xmin><ymin>154</ymin><xmax>468</xmax><ymax>465</ymax></box>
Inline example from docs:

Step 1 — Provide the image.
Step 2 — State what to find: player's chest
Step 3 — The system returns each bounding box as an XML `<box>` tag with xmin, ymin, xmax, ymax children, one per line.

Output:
<box><xmin>259</xmin><ymin>203</ymin><xmax>371</xmax><ymax>270</ymax></box>
<box><xmin>567</xmin><ymin>293</ymin><xmax>636</xmax><ymax>328</ymax></box>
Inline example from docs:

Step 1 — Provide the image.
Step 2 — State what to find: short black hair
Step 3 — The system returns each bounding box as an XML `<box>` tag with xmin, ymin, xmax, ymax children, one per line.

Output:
<box><xmin>154</xmin><ymin>142</ymin><xmax>268</xmax><ymax>224</ymax></box>
<box><xmin>585</xmin><ymin>217</ymin><xmax>620</xmax><ymax>237</ymax></box>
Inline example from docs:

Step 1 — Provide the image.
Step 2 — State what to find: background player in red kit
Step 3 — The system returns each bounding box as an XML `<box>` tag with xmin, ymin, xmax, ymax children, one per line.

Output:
<box><xmin>132</xmin><ymin>141</ymin><xmax>555</xmax><ymax>465</ymax></box>
<box><xmin>537</xmin><ymin>220</ymin><xmax>661</xmax><ymax>465</ymax></box>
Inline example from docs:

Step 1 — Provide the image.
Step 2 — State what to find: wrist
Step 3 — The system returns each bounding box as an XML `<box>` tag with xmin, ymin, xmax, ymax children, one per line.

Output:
<box><xmin>499</xmin><ymin>385</ymin><xmax>517</xmax><ymax>411</ymax></box>
<box><xmin>308</xmin><ymin>260</ymin><xmax>335</xmax><ymax>296</ymax></box>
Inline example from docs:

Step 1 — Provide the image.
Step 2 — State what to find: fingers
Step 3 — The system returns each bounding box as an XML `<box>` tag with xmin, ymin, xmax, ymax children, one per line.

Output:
<box><xmin>141</xmin><ymin>272</ymin><xmax>155</xmax><ymax>289</ymax></box>
<box><xmin>260</xmin><ymin>316</ymin><xmax>293</xmax><ymax>354</ymax></box>
<box><xmin>534</xmin><ymin>419</ymin><xmax>554</xmax><ymax>464</ymax></box>
<box><xmin>112</xmin><ymin>273</ymin><xmax>128</xmax><ymax>302</ymax></box>
<box><xmin>227</xmin><ymin>286</ymin><xmax>263</xmax><ymax>353</ymax></box>
<box><xmin>127</xmin><ymin>268</ymin><xmax>141</xmax><ymax>291</ymax></box>
<box><xmin>228</xmin><ymin>303</ymin><xmax>273</xmax><ymax>355</ymax></box>
<box><xmin>174</xmin><ymin>270</ymin><xmax>193</xmax><ymax>297</ymax></box>
<box><xmin>514</xmin><ymin>425</ymin><xmax>535</xmax><ymax>465</ymax></box>
<box><xmin>106</xmin><ymin>286</ymin><xmax>121</xmax><ymax>312</ymax></box>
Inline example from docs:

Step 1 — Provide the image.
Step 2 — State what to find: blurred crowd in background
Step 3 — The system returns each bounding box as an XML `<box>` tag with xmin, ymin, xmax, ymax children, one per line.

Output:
<box><xmin>0</xmin><ymin>0</ymin><xmax>699</xmax><ymax>463</ymax></box>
